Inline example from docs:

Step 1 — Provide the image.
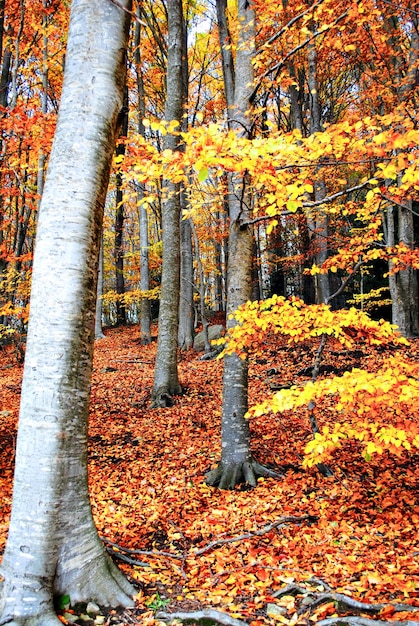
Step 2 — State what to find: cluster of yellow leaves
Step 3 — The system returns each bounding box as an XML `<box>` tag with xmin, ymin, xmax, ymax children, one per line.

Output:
<box><xmin>102</xmin><ymin>287</ymin><xmax>161</xmax><ymax>307</ymax></box>
<box><xmin>303</xmin><ymin>418</ymin><xmax>419</xmax><ymax>467</ymax></box>
<box><xmin>347</xmin><ymin>286</ymin><xmax>391</xmax><ymax>312</ymax></box>
<box><xmin>218</xmin><ymin>295</ymin><xmax>407</xmax><ymax>358</ymax></box>
<box><xmin>128</xmin><ymin>107</ymin><xmax>419</xmax><ymax>215</ymax></box>
<box><xmin>249</xmin><ymin>353</ymin><xmax>419</xmax><ymax>466</ymax></box>
<box><xmin>217</xmin><ymin>296</ymin><xmax>419</xmax><ymax>466</ymax></box>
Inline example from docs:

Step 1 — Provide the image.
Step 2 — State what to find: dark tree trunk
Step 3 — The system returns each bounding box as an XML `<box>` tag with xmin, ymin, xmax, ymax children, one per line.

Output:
<box><xmin>114</xmin><ymin>86</ymin><xmax>128</xmax><ymax>326</ymax></box>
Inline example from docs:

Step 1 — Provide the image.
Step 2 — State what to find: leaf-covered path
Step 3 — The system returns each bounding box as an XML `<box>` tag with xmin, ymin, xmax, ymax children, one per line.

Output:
<box><xmin>0</xmin><ymin>325</ymin><xmax>418</xmax><ymax>625</ymax></box>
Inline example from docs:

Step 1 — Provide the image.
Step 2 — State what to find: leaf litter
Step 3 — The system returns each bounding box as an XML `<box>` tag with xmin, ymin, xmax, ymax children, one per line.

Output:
<box><xmin>0</xmin><ymin>324</ymin><xmax>418</xmax><ymax>626</ymax></box>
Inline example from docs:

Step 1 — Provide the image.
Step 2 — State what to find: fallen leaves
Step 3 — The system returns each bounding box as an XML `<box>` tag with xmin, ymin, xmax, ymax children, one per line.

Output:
<box><xmin>0</xmin><ymin>325</ymin><xmax>418</xmax><ymax>625</ymax></box>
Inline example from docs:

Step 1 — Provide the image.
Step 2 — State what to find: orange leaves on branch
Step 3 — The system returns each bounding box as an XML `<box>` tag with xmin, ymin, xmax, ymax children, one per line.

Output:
<box><xmin>217</xmin><ymin>296</ymin><xmax>418</xmax><ymax>467</ymax></box>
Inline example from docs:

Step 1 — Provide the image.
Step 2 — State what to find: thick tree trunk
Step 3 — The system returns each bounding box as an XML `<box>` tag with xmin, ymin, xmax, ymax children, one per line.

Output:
<box><xmin>151</xmin><ymin>0</ymin><xmax>185</xmax><ymax>406</ymax></box>
<box><xmin>0</xmin><ymin>1</ymin><xmax>134</xmax><ymax>623</ymax></box>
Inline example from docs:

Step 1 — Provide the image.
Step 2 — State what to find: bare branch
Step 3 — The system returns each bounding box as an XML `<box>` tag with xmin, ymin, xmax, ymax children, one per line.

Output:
<box><xmin>108</xmin><ymin>0</ymin><xmax>147</xmax><ymax>26</ymax></box>
<box><xmin>157</xmin><ymin>609</ymin><xmax>249</xmax><ymax>626</ymax></box>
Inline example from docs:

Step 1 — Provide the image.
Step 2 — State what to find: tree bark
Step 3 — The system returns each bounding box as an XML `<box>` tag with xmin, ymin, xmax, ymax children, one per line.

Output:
<box><xmin>388</xmin><ymin>203</ymin><xmax>419</xmax><ymax>337</ymax></box>
<box><xmin>207</xmin><ymin>0</ymin><xmax>277</xmax><ymax>489</ymax></box>
<box><xmin>0</xmin><ymin>1</ymin><xmax>134</xmax><ymax>623</ymax></box>
<box><xmin>95</xmin><ymin>236</ymin><xmax>106</xmax><ymax>340</ymax></box>
<box><xmin>114</xmin><ymin>86</ymin><xmax>128</xmax><ymax>326</ymax></box>
<box><xmin>178</xmin><ymin>212</ymin><xmax>195</xmax><ymax>350</ymax></box>
<box><xmin>151</xmin><ymin>0</ymin><xmax>185</xmax><ymax>406</ymax></box>
<box><xmin>134</xmin><ymin>10</ymin><xmax>152</xmax><ymax>345</ymax></box>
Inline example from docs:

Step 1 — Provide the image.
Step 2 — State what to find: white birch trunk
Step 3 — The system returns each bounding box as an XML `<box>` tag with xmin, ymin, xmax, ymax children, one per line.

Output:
<box><xmin>0</xmin><ymin>1</ymin><xmax>134</xmax><ymax>623</ymax></box>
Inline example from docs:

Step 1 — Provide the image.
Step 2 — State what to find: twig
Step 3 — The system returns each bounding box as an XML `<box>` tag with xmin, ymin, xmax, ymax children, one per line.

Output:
<box><xmin>101</xmin><ymin>536</ymin><xmax>182</xmax><ymax>560</ymax></box>
<box><xmin>307</xmin><ymin>592</ymin><xmax>419</xmax><ymax>615</ymax></box>
<box><xmin>108</xmin><ymin>0</ymin><xmax>147</xmax><ymax>26</ymax></box>
<box><xmin>105</xmin><ymin>546</ymin><xmax>149</xmax><ymax>567</ymax></box>
<box><xmin>101</xmin><ymin>515</ymin><xmax>317</xmax><ymax>562</ymax></box>
<box><xmin>302</xmin><ymin>182</ymin><xmax>369</xmax><ymax>209</ymax></box>
<box><xmin>192</xmin><ymin>515</ymin><xmax>317</xmax><ymax>557</ymax></box>
<box><xmin>111</xmin><ymin>356</ymin><xmax>153</xmax><ymax>363</ymax></box>
<box><xmin>157</xmin><ymin>609</ymin><xmax>249</xmax><ymax>626</ymax></box>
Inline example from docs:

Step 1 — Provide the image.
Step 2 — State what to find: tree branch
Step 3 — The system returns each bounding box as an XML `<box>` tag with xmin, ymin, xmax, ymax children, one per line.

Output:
<box><xmin>157</xmin><ymin>609</ymin><xmax>249</xmax><ymax>626</ymax></box>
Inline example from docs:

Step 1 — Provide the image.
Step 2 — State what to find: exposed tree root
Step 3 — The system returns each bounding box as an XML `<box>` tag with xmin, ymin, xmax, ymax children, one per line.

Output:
<box><xmin>205</xmin><ymin>457</ymin><xmax>282</xmax><ymax>489</ymax></box>
<box><xmin>156</xmin><ymin>593</ymin><xmax>419</xmax><ymax>626</ymax></box>
<box><xmin>55</xmin><ymin>552</ymin><xmax>135</xmax><ymax>608</ymax></box>
<box><xmin>157</xmin><ymin>608</ymin><xmax>248</xmax><ymax>626</ymax></box>
<box><xmin>0</xmin><ymin>553</ymin><xmax>134</xmax><ymax>626</ymax></box>
<box><xmin>317</xmin><ymin>619</ymin><xmax>419</xmax><ymax>626</ymax></box>
<box><xmin>0</xmin><ymin>614</ymin><xmax>62</xmax><ymax>626</ymax></box>
<box><xmin>150</xmin><ymin>383</ymin><xmax>182</xmax><ymax>408</ymax></box>
<box><xmin>273</xmin><ymin>583</ymin><xmax>419</xmax><ymax>616</ymax></box>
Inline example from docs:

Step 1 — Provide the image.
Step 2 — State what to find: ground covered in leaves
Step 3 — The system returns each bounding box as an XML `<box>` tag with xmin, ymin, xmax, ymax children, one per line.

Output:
<box><xmin>0</xmin><ymin>324</ymin><xmax>418</xmax><ymax>626</ymax></box>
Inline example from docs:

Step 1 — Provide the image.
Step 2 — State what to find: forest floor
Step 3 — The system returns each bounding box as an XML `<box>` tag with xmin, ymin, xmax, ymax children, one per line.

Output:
<box><xmin>0</xmin><ymin>322</ymin><xmax>418</xmax><ymax>626</ymax></box>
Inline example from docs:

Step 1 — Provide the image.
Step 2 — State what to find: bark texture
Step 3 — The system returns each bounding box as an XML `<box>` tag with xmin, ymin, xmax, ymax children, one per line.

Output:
<box><xmin>207</xmin><ymin>0</ymin><xmax>276</xmax><ymax>489</ymax></box>
<box><xmin>134</xmin><ymin>13</ymin><xmax>152</xmax><ymax>344</ymax></box>
<box><xmin>388</xmin><ymin>203</ymin><xmax>419</xmax><ymax>337</ymax></box>
<box><xmin>151</xmin><ymin>0</ymin><xmax>185</xmax><ymax>406</ymax></box>
<box><xmin>0</xmin><ymin>1</ymin><xmax>134</xmax><ymax>623</ymax></box>
<box><xmin>178</xmin><ymin>214</ymin><xmax>195</xmax><ymax>351</ymax></box>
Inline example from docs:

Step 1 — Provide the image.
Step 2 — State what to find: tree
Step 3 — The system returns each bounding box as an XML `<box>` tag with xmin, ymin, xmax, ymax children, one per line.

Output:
<box><xmin>206</xmin><ymin>0</ymin><xmax>276</xmax><ymax>489</ymax></box>
<box><xmin>0</xmin><ymin>1</ymin><xmax>134</xmax><ymax>623</ymax></box>
<box><xmin>151</xmin><ymin>0</ymin><xmax>186</xmax><ymax>407</ymax></box>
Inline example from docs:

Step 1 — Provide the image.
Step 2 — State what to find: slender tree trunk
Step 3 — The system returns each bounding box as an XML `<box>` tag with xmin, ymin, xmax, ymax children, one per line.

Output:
<box><xmin>207</xmin><ymin>0</ymin><xmax>277</xmax><ymax>489</ymax></box>
<box><xmin>114</xmin><ymin>86</ymin><xmax>128</xmax><ymax>326</ymax></box>
<box><xmin>386</xmin><ymin>17</ymin><xmax>419</xmax><ymax>337</ymax></box>
<box><xmin>388</xmin><ymin>203</ymin><xmax>419</xmax><ymax>337</ymax></box>
<box><xmin>178</xmin><ymin>212</ymin><xmax>195</xmax><ymax>350</ymax></box>
<box><xmin>0</xmin><ymin>1</ymin><xmax>13</xmax><ymax>321</ymax></box>
<box><xmin>151</xmin><ymin>0</ymin><xmax>185</xmax><ymax>406</ymax></box>
<box><xmin>177</xmin><ymin>19</ymin><xmax>194</xmax><ymax>350</ymax></box>
<box><xmin>0</xmin><ymin>2</ymin><xmax>134</xmax><ymax>623</ymax></box>
<box><xmin>134</xmin><ymin>10</ymin><xmax>151</xmax><ymax>344</ymax></box>
<box><xmin>36</xmin><ymin>0</ymin><xmax>49</xmax><ymax>208</ymax></box>
<box><xmin>191</xmin><ymin>219</ymin><xmax>210</xmax><ymax>353</ymax></box>
<box><xmin>95</xmin><ymin>236</ymin><xmax>106</xmax><ymax>339</ymax></box>
<box><xmin>307</xmin><ymin>37</ymin><xmax>330</xmax><ymax>304</ymax></box>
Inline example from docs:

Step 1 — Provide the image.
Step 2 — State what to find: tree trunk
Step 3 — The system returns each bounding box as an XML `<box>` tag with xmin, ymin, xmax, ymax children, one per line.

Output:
<box><xmin>95</xmin><ymin>236</ymin><xmax>106</xmax><ymax>340</ymax></box>
<box><xmin>178</xmin><ymin>212</ymin><xmax>195</xmax><ymax>350</ymax></box>
<box><xmin>151</xmin><ymin>0</ymin><xmax>185</xmax><ymax>406</ymax></box>
<box><xmin>134</xmin><ymin>11</ymin><xmax>152</xmax><ymax>344</ymax></box>
<box><xmin>307</xmin><ymin>37</ymin><xmax>331</xmax><ymax>304</ymax></box>
<box><xmin>114</xmin><ymin>86</ymin><xmax>128</xmax><ymax>326</ymax></box>
<box><xmin>388</xmin><ymin>203</ymin><xmax>419</xmax><ymax>337</ymax></box>
<box><xmin>177</xmin><ymin>17</ymin><xmax>194</xmax><ymax>351</ymax></box>
<box><xmin>191</xmin><ymin>219</ymin><xmax>210</xmax><ymax>353</ymax></box>
<box><xmin>207</xmin><ymin>0</ymin><xmax>277</xmax><ymax>489</ymax></box>
<box><xmin>0</xmin><ymin>1</ymin><xmax>134</xmax><ymax>623</ymax></box>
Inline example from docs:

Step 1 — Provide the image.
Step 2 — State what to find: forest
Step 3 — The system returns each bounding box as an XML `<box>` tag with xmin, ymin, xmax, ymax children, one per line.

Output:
<box><xmin>0</xmin><ymin>0</ymin><xmax>418</xmax><ymax>625</ymax></box>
